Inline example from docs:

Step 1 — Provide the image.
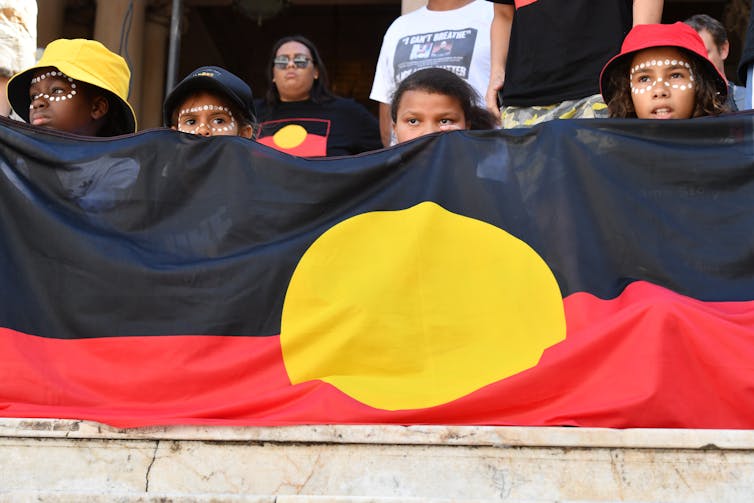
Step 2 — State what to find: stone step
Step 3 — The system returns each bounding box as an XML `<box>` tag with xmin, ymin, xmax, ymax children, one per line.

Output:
<box><xmin>1</xmin><ymin>494</ymin><xmax>507</xmax><ymax>502</ymax></box>
<box><xmin>1</xmin><ymin>419</ymin><xmax>752</xmax><ymax>502</ymax></box>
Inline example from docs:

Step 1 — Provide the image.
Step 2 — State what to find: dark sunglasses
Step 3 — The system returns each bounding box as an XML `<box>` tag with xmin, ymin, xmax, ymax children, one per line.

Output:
<box><xmin>273</xmin><ymin>55</ymin><xmax>312</xmax><ymax>69</ymax></box>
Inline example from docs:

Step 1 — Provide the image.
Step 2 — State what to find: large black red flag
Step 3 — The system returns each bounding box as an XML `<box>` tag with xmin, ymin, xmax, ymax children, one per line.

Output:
<box><xmin>1</xmin><ymin>114</ymin><xmax>754</xmax><ymax>428</ymax></box>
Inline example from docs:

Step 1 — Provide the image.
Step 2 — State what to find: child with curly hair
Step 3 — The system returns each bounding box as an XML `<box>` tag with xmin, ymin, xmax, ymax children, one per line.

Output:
<box><xmin>600</xmin><ymin>22</ymin><xmax>729</xmax><ymax>119</ymax></box>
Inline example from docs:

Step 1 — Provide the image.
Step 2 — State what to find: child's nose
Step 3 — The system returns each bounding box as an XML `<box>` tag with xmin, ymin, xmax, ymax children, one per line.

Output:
<box><xmin>196</xmin><ymin>123</ymin><xmax>212</xmax><ymax>136</ymax></box>
<box><xmin>30</xmin><ymin>95</ymin><xmax>48</xmax><ymax>109</ymax></box>
<box><xmin>651</xmin><ymin>79</ymin><xmax>670</xmax><ymax>98</ymax></box>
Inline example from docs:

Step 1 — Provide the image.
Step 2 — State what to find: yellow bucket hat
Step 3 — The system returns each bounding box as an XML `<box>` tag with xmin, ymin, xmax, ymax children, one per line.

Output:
<box><xmin>7</xmin><ymin>38</ymin><xmax>137</xmax><ymax>135</ymax></box>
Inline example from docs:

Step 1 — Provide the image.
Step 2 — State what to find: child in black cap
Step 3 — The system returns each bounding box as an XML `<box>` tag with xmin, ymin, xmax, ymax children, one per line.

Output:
<box><xmin>163</xmin><ymin>66</ymin><xmax>255</xmax><ymax>138</ymax></box>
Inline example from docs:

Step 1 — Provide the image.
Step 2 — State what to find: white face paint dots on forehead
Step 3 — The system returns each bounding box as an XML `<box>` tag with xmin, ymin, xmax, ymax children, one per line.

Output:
<box><xmin>177</xmin><ymin>104</ymin><xmax>237</xmax><ymax>134</ymax></box>
<box><xmin>629</xmin><ymin>58</ymin><xmax>695</xmax><ymax>95</ymax></box>
<box><xmin>29</xmin><ymin>70</ymin><xmax>78</xmax><ymax>107</ymax></box>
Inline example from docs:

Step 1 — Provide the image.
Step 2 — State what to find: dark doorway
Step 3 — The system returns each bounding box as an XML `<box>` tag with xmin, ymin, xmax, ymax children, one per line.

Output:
<box><xmin>180</xmin><ymin>4</ymin><xmax>400</xmax><ymax>115</ymax></box>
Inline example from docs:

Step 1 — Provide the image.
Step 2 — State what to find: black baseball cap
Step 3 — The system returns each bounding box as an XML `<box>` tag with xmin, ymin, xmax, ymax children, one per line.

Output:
<box><xmin>163</xmin><ymin>66</ymin><xmax>256</xmax><ymax>126</ymax></box>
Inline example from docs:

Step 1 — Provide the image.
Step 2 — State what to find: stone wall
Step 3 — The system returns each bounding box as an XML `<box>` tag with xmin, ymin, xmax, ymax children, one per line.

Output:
<box><xmin>1</xmin><ymin>419</ymin><xmax>753</xmax><ymax>502</ymax></box>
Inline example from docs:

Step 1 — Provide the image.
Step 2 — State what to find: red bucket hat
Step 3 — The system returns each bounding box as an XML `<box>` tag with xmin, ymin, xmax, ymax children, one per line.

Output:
<box><xmin>600</xmin><ymin>22</ymin><xmax>727</xmax><ymax>105</ymax></box>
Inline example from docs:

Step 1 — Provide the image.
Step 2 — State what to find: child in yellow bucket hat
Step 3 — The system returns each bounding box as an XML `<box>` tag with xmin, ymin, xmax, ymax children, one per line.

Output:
<box><xmin>6</xmin><ymin>38</ymin><xmax>137</xmax><ymax>136</ymax></box>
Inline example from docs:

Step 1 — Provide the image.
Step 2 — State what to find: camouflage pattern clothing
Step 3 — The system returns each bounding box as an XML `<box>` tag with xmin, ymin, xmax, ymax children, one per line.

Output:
<box><xmin>500</xmin><ymin>93</ymin><xmax>608</xmax><ymax>129</ymax></box>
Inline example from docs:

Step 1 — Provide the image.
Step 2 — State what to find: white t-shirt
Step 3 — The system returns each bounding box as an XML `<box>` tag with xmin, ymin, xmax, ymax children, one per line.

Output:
<box><xmin>370</xmin><ymin>0</ymin><xmax>493</xmax><ymax>106</ymax></box>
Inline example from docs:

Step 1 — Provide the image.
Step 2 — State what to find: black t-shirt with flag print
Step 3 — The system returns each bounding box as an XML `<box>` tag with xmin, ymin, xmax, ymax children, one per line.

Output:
<box><xmin>255</xmin><ymin>97</ymin><xmax>382</xmax><ymax>157</ymax></box>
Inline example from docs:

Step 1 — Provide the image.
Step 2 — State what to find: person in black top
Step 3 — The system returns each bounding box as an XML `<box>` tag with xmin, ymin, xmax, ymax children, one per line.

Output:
<box><xmin>484</xmin><ymin>0</ymin><xmax>663</xmax><ymax>128</ymax></box>
<box><xmin>255</xmin><ymin>35</ymin><xmax>382</xmax><ymax>157</ymax></box>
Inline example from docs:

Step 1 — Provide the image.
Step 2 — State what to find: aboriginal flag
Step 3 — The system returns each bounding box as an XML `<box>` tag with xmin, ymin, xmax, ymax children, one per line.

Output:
<box><xmin>1</xmin><ymin>115</ymin><xmax>754</xmax><ymax>428</ymax></box>
<box><xmin>256</xmin><ymin>118</ymin><xmax>330</xmax><ymax>157</ymax></box>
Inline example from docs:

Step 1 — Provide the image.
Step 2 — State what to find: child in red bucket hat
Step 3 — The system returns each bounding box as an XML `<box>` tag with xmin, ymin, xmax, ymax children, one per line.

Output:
<box><xmin>600</xmin><ymin>22</ymin><xmax>729</xmax><ymax>119</ymax></box>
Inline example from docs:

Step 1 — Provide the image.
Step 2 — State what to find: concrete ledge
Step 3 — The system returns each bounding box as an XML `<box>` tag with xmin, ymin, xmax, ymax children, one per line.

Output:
<box><xmin>0</xmin><ymin>495</ymin><xmax>492</xmax><ymax>503</ymax></box>
<box><xmin>1</xmin><ymin>419</ymin><xmax>753</xmax><ymax>502</ymax></box>
<box><xmin>3</xmin><ymin>418</ymin><xmax>754</xmax><ymax>449</ymax></box>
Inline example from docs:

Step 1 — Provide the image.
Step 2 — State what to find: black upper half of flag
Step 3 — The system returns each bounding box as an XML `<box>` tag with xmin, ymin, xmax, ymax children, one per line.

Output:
<box><xmin>1</xmin><ymin>114</ymin><xmax>754</xmax><ymax>339</ymax></box>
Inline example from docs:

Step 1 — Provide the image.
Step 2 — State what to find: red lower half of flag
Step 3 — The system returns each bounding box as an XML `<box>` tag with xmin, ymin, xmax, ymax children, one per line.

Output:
<box><xmin>1</xmin><ymin>281</ymin><xmax>753</xmax><ymax>428</ymax></box>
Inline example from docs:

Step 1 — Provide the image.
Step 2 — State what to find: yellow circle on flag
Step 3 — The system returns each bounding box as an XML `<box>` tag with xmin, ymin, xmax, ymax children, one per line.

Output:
<box><xmin>280</xmin><ymin>201</ymin><xmax>566</xmax><ymax>410</ymax></box>
<box><xmin>273</xmin><ymin>124</ymin><xmax>307</xmax><ymax>149</ymax></box>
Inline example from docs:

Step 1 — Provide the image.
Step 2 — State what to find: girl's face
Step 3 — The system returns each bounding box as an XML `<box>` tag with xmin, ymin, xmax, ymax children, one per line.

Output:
<box><xmin>273</xmin><ymin>41</ymin><xmax>318</xmax><ymax>102</ymax></box>
<box><xmin>393</xmin><ymin>90</ymin><xmax>467</xmax><ymax>143</ymax></box>
<box><xmin>172</xmin><ymin>91</ymin><xmax>252</xmax><ymax>138</ymax></box>
<box><xmin>629</xmin><ymin>47</ymin><xmax>696</xmax><ymax>119</ymax></box>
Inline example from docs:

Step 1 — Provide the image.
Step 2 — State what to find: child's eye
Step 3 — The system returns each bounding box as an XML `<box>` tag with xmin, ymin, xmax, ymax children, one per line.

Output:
<box><xmin>406</xmin><ymin>118</ymin><xmax>419</xmax><ymax>125</ymax></box>
<box><xmin>669</xmin><ymin>72</ymin><xmax>685</xmax><ymax>79</ymax></box>
<box><xmin>211</xmin><ymin>117</ymin><xmax>227</xmax><ymax>125</ymax></box>
<box><xmin>637</xmin><ymin>75</ymin><xmax>651</xmax><ymax>83</ymax></box>
<box><xmin>51</xmin><ymin>87</ymin><xmax>66</xmax><ymax>95</ymax></box>
<box><xmin>439</xmin><ymin>118</ymin><xmax>455</xmax><ymax>125</ymax></box>
<box><xmin>183</xmin><ymin>118</ymin><xmax>196</xmax><ymax>126</ymax></box>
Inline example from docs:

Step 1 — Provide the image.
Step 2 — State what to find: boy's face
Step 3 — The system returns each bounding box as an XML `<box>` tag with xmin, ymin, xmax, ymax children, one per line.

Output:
<box><xmin>172</xmin><ymin>91</ymin><xmax>252</xmax><ymax>138</ymax></box>
<box><xmin>629</xmin><ymin>47</ymin><xmax>696</xmax><ymax>120</ymax></box>
<box><xmin>28</xmin><ymin>67</ymin><xmax>108</xmax><ymax>136</ymax></box>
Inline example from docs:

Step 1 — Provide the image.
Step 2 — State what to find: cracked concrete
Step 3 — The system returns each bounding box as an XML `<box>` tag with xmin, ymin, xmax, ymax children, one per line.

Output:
<box><xmin>144</xmin><ymin>440</ymin><xmax>160</xmax><ymax>492</ymax></box>
<box><xmin>1</xmin><ymin>421</ymin><xmax>753</xmax><ymax>501</ymax></box>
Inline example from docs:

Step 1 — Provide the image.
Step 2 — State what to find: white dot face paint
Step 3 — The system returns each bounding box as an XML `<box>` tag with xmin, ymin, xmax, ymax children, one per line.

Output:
<box><xmin>628</xmin><ymin>47</ymin><xmax>697</xmax><ymax>120</ymax></box>
<box><xmin>27</xmin><ymin>67</ymin><xmax>106</xmax><ymax>136</ymax></box>
<box><xmin>177</xmin><ymin>105</ymin><xmax>236</xmax><ymax>134</ymax></box>
<box><xmin>173</xmin><ymin>92</ymin><xmax>240</xmax><ymax>137</ymax></box>
<box><xmin>28</xmin><ymin>69</ymin><xmax>78</xmax><ymax>107</ymax></box>
<box><xmin>630</xmin><ymin>58</ymin><xmax>694</xmax><ymax>95</ymax></box>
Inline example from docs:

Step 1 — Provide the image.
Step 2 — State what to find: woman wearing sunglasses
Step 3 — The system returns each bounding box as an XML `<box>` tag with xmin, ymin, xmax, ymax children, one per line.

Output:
<box><xmin>255</xmin><ymin>35</ymin><xmax>382</xmax><ymax>157</ymax></box>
